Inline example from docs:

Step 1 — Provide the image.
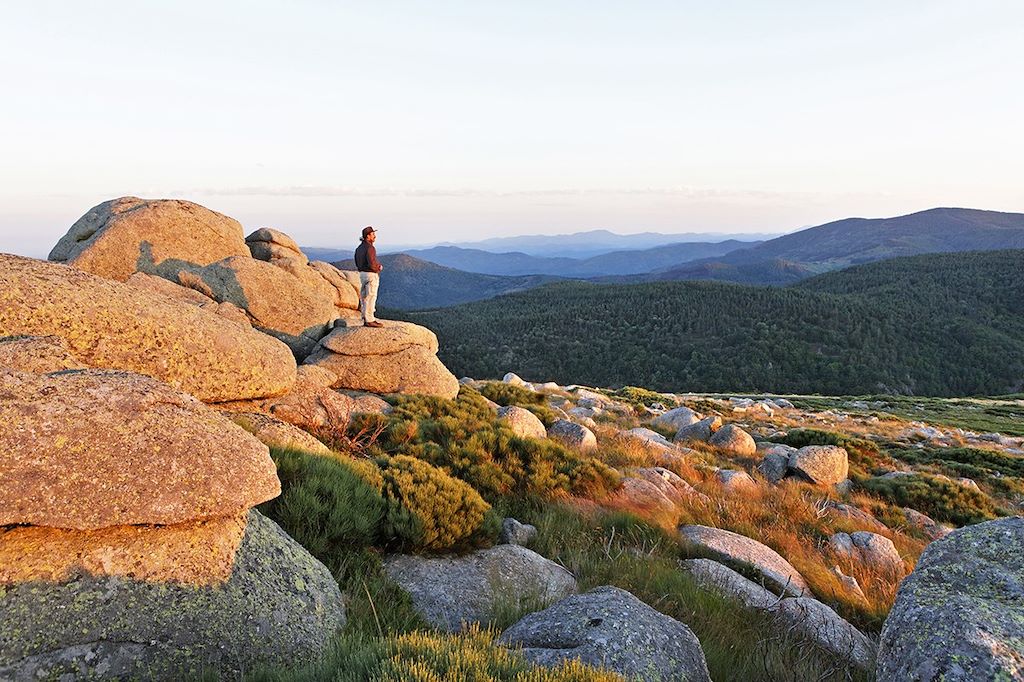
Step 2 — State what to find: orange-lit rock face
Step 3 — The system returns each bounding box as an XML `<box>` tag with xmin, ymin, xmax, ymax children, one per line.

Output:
<box><xmin>48</xmin><ymin>196</ymin><xmax>250</xmax><ymax>283</ymax></box>
<box><xmin>0</xmin><ymin>514</ymin><xmax>248</xmax><ymax>586</ymax></box>
<box><xmin>0</xmin><ymin>368</ymin><xmax>281</xmax><ymax>530</ymax></box>
<box><xmin>0</xmin><ymin>254</ymin><xmax>296</xmax><ymax>402</ymax></box>
<box><xmin>0</xmin><ymin>335</ymin><xmax>86</xmax><ymax>373</ymax></box>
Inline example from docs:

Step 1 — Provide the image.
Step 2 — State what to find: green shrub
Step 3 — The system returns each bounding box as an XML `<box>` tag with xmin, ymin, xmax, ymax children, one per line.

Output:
<box><xmin>479</xmin><ymin>381</ymin><xmax>546</xmax><ymax>406</ymax></box>
<box><xmin>859</xmin><ymin>472</ymin><xmax>1004</xmax><ymax>526</ymax></box>
<box><xmin>351</xmin><ymin>391</ymin><xmax>621</xmax><ymax>501</ymax></box>
<box><xmin>893</xmin><ymin>446</ymin><xmax>1024</xmax><ymax>479</ymax></box>
<box><xmin>608</xmin><ymin>386</ymin><xmax>672</xmax><ymax>408</ymax></box>
<box><xmin>258</xmin><ymin>448</ymin><xmax>387</xmax><ymax>559</ymax></box>
<box><xmin>376</xmin><ymin>455</ymin><xmax>493</xmax><ymax>551</ymax></box>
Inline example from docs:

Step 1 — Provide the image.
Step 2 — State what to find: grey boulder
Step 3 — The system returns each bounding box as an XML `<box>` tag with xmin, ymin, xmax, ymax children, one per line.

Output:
<box><xmin>788</xmin><ymin>445</ymin><xmax>849</xmax><ymax>485</ymax></box>
<box><xmin>679</xmin><ymin>524</ymin><xmax>809</xmax><ymax>596</ymax></box>
<box><xmin>384</xmin><ymin>544</ymin><xmax>577</xmax><ymax>632</ymax></box>
<box><xmin>877</xmin><ymin>516</ymin><xmax>1024</xmax><ymax>681</ymax></box>
<box><xmin>498</xmin><ymin>585</ymin><xmax>711</xmax><ymax>682</ymax></box>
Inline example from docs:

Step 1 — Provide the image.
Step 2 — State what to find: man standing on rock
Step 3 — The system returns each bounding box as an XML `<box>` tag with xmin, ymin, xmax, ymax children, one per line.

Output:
<box><xmin>354</xmin><ymin>226</ymin><xmax>384</xmax><ymax>328</ymax></box>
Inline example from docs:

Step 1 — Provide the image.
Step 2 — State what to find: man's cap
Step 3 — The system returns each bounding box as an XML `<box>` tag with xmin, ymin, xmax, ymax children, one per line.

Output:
<box><xmin>361</xmin><ymin>226</ymin><xmax>376</xmax><ymax>238</ymax></box>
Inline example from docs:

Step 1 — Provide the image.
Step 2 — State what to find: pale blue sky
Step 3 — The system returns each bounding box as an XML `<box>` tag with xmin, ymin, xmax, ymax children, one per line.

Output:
<box><xmin>2</xmin><ymin>1</ymin><xmax>1022</xmax><ymax>256</ymax></box>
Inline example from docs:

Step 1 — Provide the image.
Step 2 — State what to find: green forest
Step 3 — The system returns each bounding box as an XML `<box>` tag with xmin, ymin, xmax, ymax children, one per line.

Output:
<box><xmin>394</xmin><ymin>250</ymin><xmax>1024</xmax><ymax>396</ymax></box>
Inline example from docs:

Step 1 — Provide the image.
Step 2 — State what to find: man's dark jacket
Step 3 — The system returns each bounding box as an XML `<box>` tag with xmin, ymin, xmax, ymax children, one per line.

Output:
<box><xmin>354</xmin><ymin>241</ymin><xmax>382</xmax><ymax>273</ymax></box>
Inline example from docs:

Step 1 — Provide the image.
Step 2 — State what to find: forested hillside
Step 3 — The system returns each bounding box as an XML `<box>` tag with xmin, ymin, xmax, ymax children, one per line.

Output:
<box><xmin>396</xmin><ymin>250</ymin><xmax>1024</xmax><ymax>396</ymax></box>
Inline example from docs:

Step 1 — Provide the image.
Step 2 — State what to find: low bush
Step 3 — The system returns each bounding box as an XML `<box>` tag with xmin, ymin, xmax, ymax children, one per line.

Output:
<box><xmin>259</xmin><ymin>448</ymin><xmax>387</xmax><ymax>558</ymax></box>
<box><xmin>479</xmin><ymin>381</ymin><xmax>546</xmax><ymax>406</ymax></box>
<box><xmin>377</xmin><ymin>455</ymin><xmax>495</xmax><ymax>552</ymax></box>
<box><xmin>892</xmin><ymin>446</ymin><xmax>1024</xmax><ymax>479</ymax></box>
<box><xmin>859</xmin><ymin>472</ymin><xmax>1004</xmax><ymax>526</ymax></box>
<box><xmin>352</xmin><ymin>390</ymin><xmax>620</xmax><ymax>501</ymax></box>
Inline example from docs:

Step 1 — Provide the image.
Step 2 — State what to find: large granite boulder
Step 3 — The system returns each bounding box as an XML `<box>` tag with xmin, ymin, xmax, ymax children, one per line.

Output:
<box><xmin>684</xmin><ymin>559</ymin><xmax>875</xmax><ymax>672</ymax></box>
<box><xmin>0</xmin><ymin>512</ymin><xmax>345</xmax><ymax>680</ymax></box>
<box><xmin>497</xmin><ymin>405</ymin><xmax>547</xmax><ymax>439</ymax></box>
<box><xmin>679</xmin><ymin>525</ymin><xmax>809</xmax><ymax>596</ymax></box>
<box><xmin>788</xmin><ymin>445</ymin><xmax>849</xmax><ymax>485</ymax></box>
<box><xmin>308</xmin><ymin>260</ymin><xmax>361</xmax><ymax>310</ymax></box>
<box><xmin>304</xmin><ymin>321</ymin><xmax>459</xmax><ymax>398</ymax></box>
<box><xmin>246</xmin><ymin>227</ymin><xmax>306</xmax><ymax>263</ymax></box>
<box><xmin>0</xmin><ymin>368</ymin><xmax>280</xmax><ymax>529</ymax></box>
<box><xmin>0</xmin><ymin>335</ymin><xmax>85</xmax><ymax>373</ymax></box>
<box><xmin>877</xmin><ymin>516</ymin><xmax>1024</xmax><ymax>681</ymax></box>
<box><xmin>708</xmin><ymin>424</ymin><xmax>757</xmax><ymax>456</ymax></box>
<box><xmin>0</xmin><ymin>254</ymin><xmax>296</xmax><ymax>402</ymax></box>
<box><xmin>384</xmin><ymin>545</ymin><xmax>577</xmax><ymax>632</ymax></box>
<box><xmin>498</xmin><ymin>586</ymin><xmax>711</xmax><ymax>682</ymax></box>
<box><xmin>48</xmin><ymin>197</ymin><xmax>250</xmax><ymax>282</ymax></box>
<box><xmin>178</xmin><ymin>256</ymin><xmax>337</xmax><ymax>359</ymax></box>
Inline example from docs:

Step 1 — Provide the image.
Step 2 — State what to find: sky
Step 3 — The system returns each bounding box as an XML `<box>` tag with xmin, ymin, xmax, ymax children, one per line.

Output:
<box><xmin>2</xmin><ymin>1</ymin><xmax>1023</xmax><ymax>257</ymax></box>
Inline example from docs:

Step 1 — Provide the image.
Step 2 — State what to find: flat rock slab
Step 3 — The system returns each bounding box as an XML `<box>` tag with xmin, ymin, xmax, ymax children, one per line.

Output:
<box><xmin>0</xmin><ymin>514</ymin><xmax>248</xmax><ymax>586</ymax></box>
<box><xmin>384</xmin><ymin>544</ymin><xmax>577</xmax><ymax>632</ymax></box>
<box><xmin>318</xmin><ymin>320</ymin><xmax>440</xmax><ymax>356</ymax></box>
<box><xmin>0</xmin><ymin>368</ymin><xmax>280</xmax><ymax>529</ymax></box>
<box><xmin>226</xmin><ymin>411</ymin><xmax>333</xmax><ymax>456</ymax></box>
<box><xmin>0</xmin><ymin>512</ymin><xmax>344</xmax><ymax>680</ymax></box>
<box><xmin>48</xmin><ymin>196</ymin><xmax>249</xmax><ymax>282</ymax></box>
<box><xmin>498</xmin><ymin>585</ymin><xmax>711</xmax><ymax>682</ymax></box>
<box><xmin>0</xmin><ymin>254</ymin><xmax>296</xmax><ymax>403</ymax></box>
<box><xmin>679</xmin><ymin>524</ymin><xmax>809</xmax><ymax>596</ymax></box>
<box><xmin>877</xmin><ymin>516</ymin><xmax>1024</xmax><ymax>681</ymax></box>
<box><xmin>683</xmin><ymin>559</ymin><xmax>875</xmax><ymax>672</ymax></box>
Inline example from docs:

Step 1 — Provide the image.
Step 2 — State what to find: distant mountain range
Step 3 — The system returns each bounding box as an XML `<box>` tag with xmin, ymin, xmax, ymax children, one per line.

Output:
<box><xmin>331</xmin><ymin>253</ymin><xmax>562</xmax><ymax>309</ymax></box>
<box><xmin>320</xmin><ymin>207</ymin><xmax>1024</xmax><ymax>308</ymax></box>
<box><xmin>435</xmin><ymin>228</ymin><xmax>781</xmax><ymax>258</ymax></box>
<box><xmin>395</xmin><ymin>249</ymin><xmax>1024</xmax><ymax>397</ymax></box>
<box><xmin>634</xmin><ymin>207</ymin><xmax>1024</xmax><ymax>285</ymax></box>
<box><xmin>403</xmin><ymin>240</ymin><xmax>760</xmax><ymax>277</ymax></box>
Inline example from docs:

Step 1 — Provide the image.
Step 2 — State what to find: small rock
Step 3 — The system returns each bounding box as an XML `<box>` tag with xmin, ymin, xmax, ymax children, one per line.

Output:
<box><xmin>708</xmin><ymin>424</ymin><xmax>757</xmax><ymax>456</ymax></box>
<box><xmin>547</xmin><ymin>420</ymin><xmax>597</xmax><ymax>451</ymax></box>
<box><xmin>829</xmin><ymin>531</ymin><xmax>904</xmax><ymax>576</ymax></box>
<box><xmin>674</xmin><ymin>416</ymin><xmax>722</xmax><ymax>443</ymax></box>
<box><xmin>717</xmin><ymin>469</ymin><xmax>758</xmax><ymax>494</ymax></box>
<box><xmin>499</xmin><ymin>518</ymin><xmax>538</xmax><ymax>546</ymax></box>
<box><xmin>497</xmin><ymin>406</ymin><xmax>547</xmax><ymax>440</ymax></box>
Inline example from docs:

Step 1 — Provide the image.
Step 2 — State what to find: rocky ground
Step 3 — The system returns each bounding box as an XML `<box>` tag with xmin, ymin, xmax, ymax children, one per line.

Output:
<box><xmin>2</xmin><ymin>197</ymin><xmax>1022</xmax><ymax>681</ymax></box>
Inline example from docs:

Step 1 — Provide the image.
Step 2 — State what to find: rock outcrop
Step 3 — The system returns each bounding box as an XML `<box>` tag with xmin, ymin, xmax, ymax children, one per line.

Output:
<box><xmin>679</xmin><ymin>524</ymin><xmax>809</xmax><ymax>596</ymax></box>
<box><xmin>304</xmin><ymin>321</ymin><xmax>459</xmax><ymax>398</ymax></box>
<box><xmin>0</xmin><ymin>368</ymin><xmax>344</xmax><ymax>679</ymax></box>
<box><xmin>498</xmin><ymin>586</ymin><xmax>711</xmax><ymax>682</ymax></box>
<box><xmin>877</xmin><ymin>516</ymin><xmax>1024</xmax><ymax>681</ymax></box>
<box><xmin>0</xmin><ymin>254</ymin><xmax>296</xmax><ymax>402</ymax></box>
<box><xmin>48</xmin><ymin>197</ymin><xmax>250</xmax><ymax>282</ymax></box>
<box><xmin>219</xmin><ymin>365</ymin><xmax>392</xmax><ymax>432</ymax></box>
<box><xmin>684</xmin><ymin>559</ymin><xmax>875</xmax><ymax>671</ymax></box>
<box><xmin>178</xmin><ymin>256</ymin><xmax>338</xmax><ymax>358</ymax></box>
<box><xmin>384</xmin><ymin>545</ymin><xmax>577</xmax><ymax>632</ymax></box>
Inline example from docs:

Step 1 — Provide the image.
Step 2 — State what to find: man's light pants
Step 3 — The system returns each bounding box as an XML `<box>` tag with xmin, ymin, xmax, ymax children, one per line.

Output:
<box><xmin>359</xmin><ymin>272</ymin><xmax>380</xmax><ymax>323</ymax></box>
